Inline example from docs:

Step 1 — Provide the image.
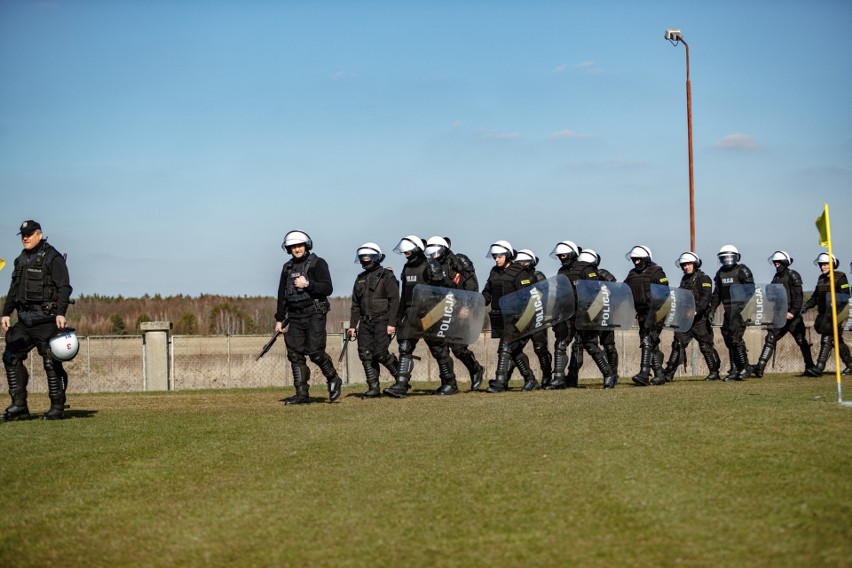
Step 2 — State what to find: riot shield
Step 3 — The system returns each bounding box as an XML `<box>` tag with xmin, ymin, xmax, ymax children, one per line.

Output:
<box><xmin>497</xmin><ymin>275</ymin><xmax>575</xmax><ymax>341</ymax></box>
<box><xmin>649</xmin><ymin>283</ymin><xmax>696</xmax><ymax>332</ymax></box>
<box><xmin>729</xmin><ymin>283</ymin><xmax>788</xmax><ymax>328</ymax></box>
<box><xmin>831</xmin><ymin>292</ymin><xmax>851</xmax><ymax>332</ymax></box>
<box><xmin>408</xmin><ymin>284</ymin><xmax>486</xmax><ymax>345</ymax></box>
<box><xmin>574</xmin><ymin>280</ymin><xmax>636</xmax><ymax>331</ymax></box>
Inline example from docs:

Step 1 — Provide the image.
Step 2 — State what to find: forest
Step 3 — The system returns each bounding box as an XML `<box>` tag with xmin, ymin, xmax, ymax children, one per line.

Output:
<box><xmin>0</xmin><ymin>294</ymin><xmax>353</xmax><ymax>336</ymax></box>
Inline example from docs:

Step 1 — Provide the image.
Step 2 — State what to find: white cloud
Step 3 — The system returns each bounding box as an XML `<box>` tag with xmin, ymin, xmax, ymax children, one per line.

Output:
<box><xmin>329</xmin><ymin>71</ymin><xmax>358</xmax><ymax>81</ymax></box>
<box><xmin>552</xmin><ymin>63</ymin><xmax>568</xmax><ymax>74</ymax></box>
<box><xmin>479</xmin><ymin>131</ymin><xmax>521</xmax><ymax>140</ymax></box>
<box><xmin>575</xmin><ymin>60</ymin><xmax>603</xmax><ymax>75</ymax></box>
<box><xmin>548</xmin><ymin>129</ymin><xmax>591</xmax><ymax>140</ymax></box>
<box><xmin>715</xmin><ymin>133</ymin><xmax>758</xmax><ymax>150</ymax></box>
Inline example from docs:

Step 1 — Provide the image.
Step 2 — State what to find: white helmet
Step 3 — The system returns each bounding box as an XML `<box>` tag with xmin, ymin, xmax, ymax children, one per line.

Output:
<box><xmin>487</xmin><ymin>240</ymin><xmax>515</xmax><ymax>259</ymax></box>
<box><xmin>549</xmin><ymin>240</ymin><xmax>579</xmax><ymax>261</ymax></box>
<box><xmin>718</xmin><ymin>244</ymin><xmax>740</xmax><ymax>266</ymax></box>
<box><xmin>814</xmin><ymin>252</ymin><xmax>839</xmax><ymax>269</ymax></box>
<box><xmin>49</xmin><ymin>328</ymin><xmax>79</xmax><ymax>362</ymax></box>
<box><xmin>355</xmin><ymin>242</ymin><xmax>384</xmax><ymax>266</ymax></box>
<box><xmin>676</xmin><ymin>251</ymin><xmax>702</xmax><ymax>269</ymax></box>
<box><xmin>282</xmin><ymin>230</ymin><xmax>313</xmax><ymax>252</ymax></box>
<box><xmin>393</xmin><ymin>235</ymin><xmax>424</xmax><ymax>255</ymax></box>
<box><xmin>577</xmin><ymin>249</ymin><xmax>600</xmax><ymax>265</ymax></box>
<box><xmin>626</xmin><ymin>245</ymin><xmax>652</xmax><ymax>261</ymax></box>
<box><xmin>424</xmin><ymin>236</ymin><xmax>451</xmax><ymax>260</ymax></box>
<box><xmin>768</xmin><ymin>250</ymin><xmax>793</xmax><ymax>267</ymax></box>
<box><xmin>515</xmin><ymin>249</ymin><xmax>538</xmax><ymax>265</ymax></box>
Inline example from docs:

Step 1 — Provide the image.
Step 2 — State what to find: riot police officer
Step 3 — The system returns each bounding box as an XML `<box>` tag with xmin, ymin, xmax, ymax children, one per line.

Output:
<box><xmin>2</xmin><ymin>220</ymin><xmax>73</xmax><ymax>421</ymax></box>
<box><xmin>482</xmin><ymin>240</ymin><xmax>537</xmax><ymax>393</ymax></box>
<box><xmin>624</xmin><ymin>245</ymin><xmax>669</xmax><ymax>386</ymax></box>
<box><xmin>753</xmin><ymin>251</ymin><xmax>814</xmax><ymax>377</ymax></box>
<box><xmin>545</xmin><ymin>240</ymin><xmax>581</xmax><ymax>389</ymax></box>
<box><xmin>514</xmin><ymin>249</ymin><xmax>553</xmax><ymax>387</ymax></box>
<box><xmin>709</xmin><ymin>245</ymin><xmax>754</xmax><ymax>381</ymax></box>
<box><xmin>658</xmin><ymin>252</ymin><xmax>721</xmax><ymax>383</ymax></box>
<box><xmin>384</xmin><ymin>235</ymin><xmax>450</xmax><ymax>398</ymax></box>
<box><xmin>347</xmin><ymin>243</ymin><xmax>400</xmax><ymax>399</ymax></box>
<box><xmin>801</xmin><ymin>253</ymin><xmax>852</xmax><ymax>377</ymax></box>
<box><xmin>425</xmin><ymin>236</ymin><xmax>484</xmax><ymax>391</ymax></box>
<box><xmin>561</xmin><ymin>248</ymin><xmax>618</xmax><ymax>389</ymax></box>
<box><xmin>275</xmin><ymin>230</ymin><xmax>342</xmax><ymax>405</ymax></box>
<box><xmin>585</xmin><ymin>249</ymin><xmax>620</xmax><ymax>381</ymax></box>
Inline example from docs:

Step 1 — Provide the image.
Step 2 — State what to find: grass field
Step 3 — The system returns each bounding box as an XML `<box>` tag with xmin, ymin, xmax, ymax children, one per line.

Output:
<box><xmin>1</xmin><ymin>374</ymin><xmax>850</xmax><ymax>567</ymax></box>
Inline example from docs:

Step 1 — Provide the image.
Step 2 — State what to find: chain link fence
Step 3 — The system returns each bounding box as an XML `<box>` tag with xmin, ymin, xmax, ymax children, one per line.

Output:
<box><xmin>0</xmin><ymin>324</ymin><xmax>843</xmax><ymax>394</ymax></box>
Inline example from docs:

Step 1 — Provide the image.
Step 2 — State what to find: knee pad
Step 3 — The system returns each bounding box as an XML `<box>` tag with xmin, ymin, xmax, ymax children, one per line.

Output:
<box><xmin>358</xmin><ymin>349</ymin><xmax>374</xmax><ymax>362</ymax></box>
<box><xmin>3</xmin><ymin>349</ymin><xmax>24</xmax><ymax>367</ymax></box>
<box><xmin>286</xmin><ymin>350</ymin><xmax>306</xmax><ymax>364</ymax></box>
<box><xmin>307</xmin><ymin>351</ymin><xmax>329</xmax><ymax>366</ymax></box>
<box><xmin>398</xmin><ymin>339</ymin><xmax>415</xmax><ymax>357</ymax></box>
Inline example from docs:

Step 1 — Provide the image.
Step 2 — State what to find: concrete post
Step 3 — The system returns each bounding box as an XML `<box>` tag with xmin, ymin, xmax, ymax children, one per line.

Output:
<box><xmin>141</xmin><ymin>321</ymin><xmax>173</xmax><ymax>391</ymax></box>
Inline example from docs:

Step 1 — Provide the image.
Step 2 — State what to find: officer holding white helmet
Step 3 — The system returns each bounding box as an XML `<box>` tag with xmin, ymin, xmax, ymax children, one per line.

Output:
<box><xmin>347</xmin><ymin>243</ymin><xmax>400</xmax><ymax>398</ymax></box>
<box><xmin>425</xmin><ymin>236</ymin><xmax>485</xmax><ymax>391</ymax></box>
<box><xmin>482</xmin><ymin>240</ymin><xmax>537</xmax><ymax>393</ymax></box>
<box><xmin>753</xmin><ymin>251</ymin><xmax>814</xmax><ymax>377</ymax></box>
<box><xmin>384</xmin><ymin>235</ymin><xmax>448</xmax><ymax>397</ymax></box>
<box><xmin>2</xmin><ymin>220</ymin><xmax>73</xmax><ymax>421</ymax></box>
<box><xmin>709</xmin><ymin>245</ymin><xmax>755</xmax><ymax>381</ymax></box>
<box><xmin>659</xmin><ymin>252</ymin><xmax>721</xmax><ymax>383</ymax></box>
<box><xmin>275</xmin><ymin>230</ymin><xmax>342</xmax><ymax>404</ymax></box>
<box><xmin>801</xmin><ymin>253</ymin><xmax>852</xmax><ymax>376</ymax></box>
<box><xmin>624</xmin><ymin>245</ymin><xmax>669</xmax><ymax>386</ymax></box>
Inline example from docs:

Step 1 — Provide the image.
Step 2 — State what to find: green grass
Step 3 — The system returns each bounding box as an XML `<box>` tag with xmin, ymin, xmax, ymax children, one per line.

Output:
<box><xmin>1</xmin><ymin>375</ymin><xmax>850</xmax><ymax>567</ymax></box>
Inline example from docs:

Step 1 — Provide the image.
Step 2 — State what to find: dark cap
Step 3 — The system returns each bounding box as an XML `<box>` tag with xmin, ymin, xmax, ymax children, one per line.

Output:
<box><xmin>18</xmin><ymin>220</ymin><xmax>42</xmax><ymax>235</ymax></box>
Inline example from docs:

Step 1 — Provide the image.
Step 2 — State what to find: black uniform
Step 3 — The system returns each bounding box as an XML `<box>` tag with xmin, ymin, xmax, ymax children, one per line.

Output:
<box><xmin>662</xmin><ymin>268</ymin><xmax>721</xmax><ymax>381</ymax></box>
<box><xmin>754</xmin><ymin>265</ymin><xmax>814</xmax><ymax>376</ymax></box>
<box><xmin>439</xmin><ymin>251</ymin><xmax>484</xmax><ymax>391</ymax></box>
<box><xmin>710</xmin><ymin>262</ymin><xmax>754</xmax><ymax>380</ymax></box>
<box><xmin>275</xmin><ymin>252</ymin><xmax>341</xmax><ymax>403</ymax></box>
<box><xmin>482</xmin><ymin>261</ymin><xmax>536</xmax><ymax>392</ymax></box>
<box><xmin>2</xmin><ymin>239</ymin><xmax>72</xmax><ymax>420</ymax></box>
<box><xmin>549</xmin><ymin>257</ymin><xmax>579</xmax><ymax>389</ymax></box>
<box><xmin>596</xmin><ymin>265</ymin><xmax>620</xmax><ymax>378</ymax></box>
<box><xmin>802</xmin><ymin>270</ymin><xmax>852</xmax><ymax>376</ymax></box>
<box><xmin>384</xmin><ymin>251</ymin><xmax>447</xmax><ymax>397</ymax></box>
<box><xmin>349</xmin><ymin>262</ymin><xmax>400</xmax><ymax>397</ymax></box>
<box><xmin>625</xmin><ymin>261</ymin><xmax>669</xmax><ymax>385</ymax></box>
<box><xmin>561</xmin><ymin>260</ymin><xmax>617</xmax><ymax>389</ymax></box>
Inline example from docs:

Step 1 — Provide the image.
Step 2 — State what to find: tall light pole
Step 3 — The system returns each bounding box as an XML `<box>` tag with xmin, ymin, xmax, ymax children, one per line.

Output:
<box><xmin>665</xmin><ymin>28</ymin><xmax>695</xmax><ymax>252</ymax></box>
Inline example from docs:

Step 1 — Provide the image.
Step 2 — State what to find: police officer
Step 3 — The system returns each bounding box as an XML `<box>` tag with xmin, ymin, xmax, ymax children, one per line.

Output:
<box><xmin>709</xmin><ymin>244</ymin><xmax>754</xmax><ymax>381</ymax></box>
<box><xmin>753</xmin><ymin>251</ymin><xmax>814</xmax><ymax>377</ymax></box>
<box><xmin>425</xmin><ymin>236</ymin><xmax>485</xmax><ymax>391</ymax></box>
<box><xmin>545</xmin><ymin>241</ymin><xmax>581</xmax><ymax>389</ymax></box>
<box><xmin>658</xmin><ymin>252</ymin><xmax>721</xmax><ymax>383</ymax></box>
<box><xmin>384</xmin><ymin>235</ymin><xmax>450</xmax><ymax>398</ymax></box>
<box><xmin>562</xmin><ymin>248</ymin><xmax>618</xmax><ymax>389</ymax></box>
<box><xmin>514</xmin><ymin>249</ymin><xmax>553</xmax><ymax>387</ymax></box>
<box><xmin>275</xmin><ymin>230</ymin><xmax>342</xmax><ymax>405</ymax></box>
<box><xmin>482</xmin><ymin>240</ymin><xmax>537</xmax><ymax>393</ymax></box>
<box><xmin>801</xmin><ymin>253</ymin><xmax>852</xmax><ymax>377</ymax></box>
<box><xmin>347</xmin><ymin>243</ymin><xmax>400</xmax><ymax>399</ymax></box>
<box><xmin>624</xmin><ymin>245</ymin><xmax>669</xmax><ymax>386</ymax></box>
<box><xmin>585</xmin><ymin>249</ymin><xmax>621</xmax><ymax>381</ymax></box>
<box><xmin>1</xmin><ymin>220</ymin><xmax>73</xmax><ymax>421</ymax></box>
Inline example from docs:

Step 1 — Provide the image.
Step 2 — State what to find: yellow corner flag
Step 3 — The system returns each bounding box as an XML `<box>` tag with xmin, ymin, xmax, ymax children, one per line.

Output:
<box><xmin>0</xmin><ymin>257</ymin><xmax>5</xmax><ymax>271</ymax></box>
<box><xmin>816</xmin><ymin>207</ymin><xmax>830</xmax><ymax>248</ymax></box>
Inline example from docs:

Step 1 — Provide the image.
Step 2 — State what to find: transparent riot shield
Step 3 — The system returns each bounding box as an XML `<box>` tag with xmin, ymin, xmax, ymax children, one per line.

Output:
<box><xmin>497</xmin><ymin>275</ymin><xmax>575</xmax><ymax>342</ymax></box>
<box><xmin>831</xmin><ymin>292</ymin><xmax>851</xmax><ymax>332</ymax></box>
<box><xmin>649</xmin><ymin>283</ymin><xmax>696</xmax><ymax>332</ymax></box>
<box><xmin>574</xmin><ymin>280</ymin><xmax>636</xmax><ymax>331</ymax></box>
<box><xmin>408</xmin><ymin>285</ymin><xmax>486</xmax><ymax>345</ymax></box>
<box><xmin>729</xmin><ymin>283</ymin><xmax>788</xmax><ymax>328</ymax></box>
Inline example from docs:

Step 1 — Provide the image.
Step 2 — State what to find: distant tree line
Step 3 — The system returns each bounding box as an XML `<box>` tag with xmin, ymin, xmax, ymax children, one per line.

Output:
<box><xmin>0</xmin><ymin>294</ymin><xmax>352</xmax><ymax>336</ymax></box>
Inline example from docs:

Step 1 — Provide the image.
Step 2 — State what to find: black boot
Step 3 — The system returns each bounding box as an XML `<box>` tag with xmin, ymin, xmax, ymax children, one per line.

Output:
<box><xmin>701</xmin><ymin>345</ymin><xmax>721</xmax><ymax>381</ymax></box>
<box><xmin>546</xmin><ymin>339</ymin><xmax>570</xmax><ymax>390</ymax></box>
<box><xmin>589</xmin><ymin>347</ymin><xmax>617</xmax><ymax>389</ymax></box>
<box><xmin>42</xmin><ymin>358</ymin><xmax>66</xmax><ymax>421</ymax></box>
<box><xmin>313</xmin><ymin>353</ymin><xmax>343</xmax><ymax>402</ymax></box>
<box><xmin>753</xmin><ymin>339</ymin><xmax>774</xmax><ymax>378</ymax></box>
<box><xmin>604</xmin><ymin>345</ymin><xmax>619</xmax><ymax>379</ymax></box>
<box><xmin>798</xmin><ymin>340</ymin><xmax>815</xmax><ymax>376</ymax></box>
<box><xmin>455</xmin><ymin>349</ymin><xmax>483</xmax><ymax>391</ymax></box>
<box><xmin>632</xmin><ymin>339</ymin><xmax>653</xmax><ymax>386</ymax></box>
<box><xmin>805</xmin><ymin>336</ymin><xmax>832</xmax><ymax>377</ymax></box>
<box><xmin>536</xmin><ymin>349</ymin><xmax>553</xmax><ymax>388</ymax></box>
<box><xmin>565</xmin><ymin>342</ymin><xmax>581</xmax><ymax>388</ymax></box>
<box><xmin>360</xmin><ymin>360</ymin><xmax>381</xmax><ymax>399</ymax></box>
<box><xmin>730</xmin><ymin>344</ymin><xmax>752</xmax><ymax>381</ymax></box>
<box><xmin>435</xmin><ymin>357</ymin><xmax>458</xmax><ymax>396</ymax></box>
<box><xmin>724</xmin><ymin>348</ymin><xmax>739</xmax><ymax>381</ymax></box>
<box><xmin>839</xmin><ymin>340</ymin><xmax>852</xmax><ymax>376</ymax></box>
<box><xmin>384</xmin><ymin>354</ymin><xmax>413</xmax><ymax>398</ymax></box>
<box><xmin>486</xmin><ymin>346</ymin><xmax>512</xmax><ymax>393</ymax></box>
<box><xmin>285</xmin><ymin>365</ymin><xmax>311</xmax><ymax>405</ymax></box>
<box><xmin>1</xmin><ymin>359</ymin><xmax>30</xmax><ymax>421</ymax></box>
<box><xmin>656</xmin><ymin>342</ymin><xmax>682</xmax><ymax>385</ymax></box>
<box><xmin>515</xmin><ymin>353</ymin><xmax>539</xmax><ymax>391</ymax></box>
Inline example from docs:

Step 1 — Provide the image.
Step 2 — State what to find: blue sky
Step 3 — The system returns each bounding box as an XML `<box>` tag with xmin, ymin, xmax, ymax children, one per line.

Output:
<box><xmin>1</xmin><ymin>0</ymin><xmax>850</xmax><ymax>299</ymax></box>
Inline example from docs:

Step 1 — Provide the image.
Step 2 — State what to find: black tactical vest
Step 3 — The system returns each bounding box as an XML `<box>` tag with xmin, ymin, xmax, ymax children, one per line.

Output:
<box><xmin>13</xmin><ymin>242</ymin><xmax>59</xmax><ymax>310</ymax></box>
<box><xmin>282</xmin><ymin>253</ymin><xmax>316</xmax><ymax>304</ymax></box>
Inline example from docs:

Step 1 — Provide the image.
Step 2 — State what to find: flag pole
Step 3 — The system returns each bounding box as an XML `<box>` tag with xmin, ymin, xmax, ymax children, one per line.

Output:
<box><xmin>819</xmin><ymin>204</ymin><xmax>846</xmax><ymax>405</ymax></box>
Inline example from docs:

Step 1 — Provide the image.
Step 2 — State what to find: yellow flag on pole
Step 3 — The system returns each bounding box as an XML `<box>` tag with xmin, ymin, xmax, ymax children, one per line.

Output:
<box><xmin>0</xmin><ymin>258</ymin><xmax>5</xmax><ymax>271</ymax></box>
<box><xmin>816</xmin><ymin>206</ymin><xmax>830</xmax><ymax>247</ymax></box>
